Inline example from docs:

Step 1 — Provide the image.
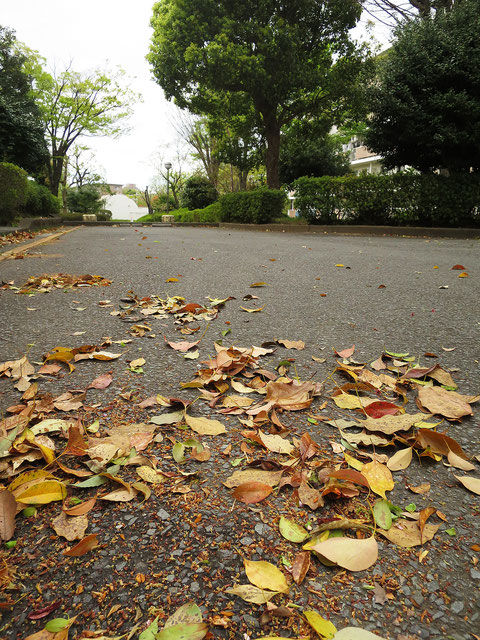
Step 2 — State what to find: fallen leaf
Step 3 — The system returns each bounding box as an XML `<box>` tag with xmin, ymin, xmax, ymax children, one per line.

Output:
<box><xmin>226</xmin><ymin>584</ymin><xmax>280</xmax><ymax>604</ymax></box>
<box><xmin>307</xmin><ymin>536</ymin><xmax>378</xmax><ymax>571</ymax></box>
<box><xmin>373</xmin><ymin>499</ymin><xmax>392</xmax><ymax>530</ymax></box>
<box><xmin>278</xmin><ymin>516</ymin><xmax>309</xmax><ymax>543</ymax></box>
<box><xmin>64</xmin><ymin>533</ymin><xmax>98</xmax><ymax>556</ymax></box>
<box><xmin>364</xmin><ymin>401</ymin><xmax>403</xmax><ymax>419</ymax></box>
<box><xmin>418</xmin><ymin>386</ymin><xmax>475</xmax><ymax>420</ymax></box>
<box><xmin>335</xmin><ymin>345</ymin><xmax>355</xmax><ymax>358</ymax></box>
<box><xmin>250</xmin><ymin>282</ymin><xmax>268</xmax><ymax>287</ymax></box>
<box><xmin>361</xmin><ymin>462</ymin><xmax>394</xmax><ymax>498</ymax></box>
<box><xmin>408</xmin><ymin>483</ymin><xmax>431</xmax><ymax>494</ymax></box>
<box><xmin>52</xmin><ymin>512</ymin><xmax>88</xmax><ymax>541</ymax></box>
<box><xmin>232</xmin><ymin>482</ymin><xmax>272</xmax><ymax>504</ymax></box>
<box><xmin>88</xmin><ymin>373</ymin><xmax>113</xmax><ymax>390</ymax></box>
<box><xmin>258</xmin><ymin>431</ymin><xmax>294</xmax><ymax>455</ymax></box>
<box><xmin>224</xmin><ymin>469</ymin><xmax>283</xmax><ymax>488</ymax></box>
<box><xmin>304</xmin><ymin>610</ymin><xmax>337</xmax><ymax>639</ymax></box>
<box><xmin>244</xmin><ymin>559</ymin><xmax>289</xmax><ymax>592</ymax></box>
<box><xmin>0</xmin><ymin>490</ymin><xmax>16</xmax><ymax>541</ymax></box>
<box><xmin>277</xmin><ymin>339</ymin><xmax>305</xmax><ymax>350</ymax></box>
<box><xmin>416</xmin><ymin>429</ymin><xmax>467</xmax><ymax>458</ymax></box>
<box><xmin>185</xmin><ymin>414</ymin><xmax>226</xmax><ymax>436</ymax></box>
<box><xmin>291</xmin><ymin>551</ymin><xmax>310</xmax><ymax>585</ymax></box>
<box><xmin>130</xmin><ymin>357</ymin><xmax>146</xmax><ymax>369</ymax></box>
<box><xmin>63</xmin><ymin>497</ymin><xmax>96</xmax><ymax>516</ymax></box>
<box><xmin>379</xmin><ymin>519</ymin><xmax>439</xmax><ymax>547</ymax></box>
<box><xmin>15</xmin><ymin>480</ymin><xmax>67</xmax><ymax>505</ymax></box>
<box><xmin>240</xmin><ymin>306</ymin><xmax>265</xmax><ymax>313</ymax></box>
<box><xmin>165</xmin><ymin>339</ymin><xmax>200</xmax><ymax>352</ymax></box>
<box><xmin>447</xmin><ymin>450</ymin><xmax>475</xmax><ymax>471</ymax></box>
<box><xmin>136</xmin><ymin>466</ymin><xmax>166</xmax><ymax>485</ymax></box>
<box><xmin>361</xmin><ymin>412</ymin><xmax>427</xmax><ymax>435</ymax></box>
<box><xmin>454</xmin><ymin>475</ymin><xmax>480</xmax><ymax>495</ymax></box>
<box><xmin>387</xmin><ymin>447</ymin><xmax>413</xmax><ymax>471</ymax></box>
<box><xmin>451</xmin><ymin>264</ymin><xmax>466</xmax><ymax>270</ymax></box>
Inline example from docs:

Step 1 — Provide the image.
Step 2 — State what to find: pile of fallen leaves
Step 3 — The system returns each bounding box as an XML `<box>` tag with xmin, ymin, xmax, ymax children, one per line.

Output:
<box><xmin>1</xmin><ymin>324</ymin><xmax>479</xmax><ymax>640</ymax></box>
<box><xmin>1</xmin><ymin>273</ymin><xmax>112</xmax><ymax>294</ymax></box>
<box><xmin>0</xmin><ymin>230</ymin><xmax>37</xmax><ymax>248</ymax></box>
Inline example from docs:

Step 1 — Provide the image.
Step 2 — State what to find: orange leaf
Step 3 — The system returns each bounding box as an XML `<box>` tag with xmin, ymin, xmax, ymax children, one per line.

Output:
<box><xmin>334</xmin><ymin>344</ymin><xmax>355</xmax><ymax>358</ymax></box>
<box><xmin>64</xmin><ymin>533</ymin><xmax>98</xmax><ymax>557</ymax></box>
<box><xmin>232</xmin><ymin>482</ymin><xmax>272</xmax><ymax>504</ymax></box>
<box><xmin>63</xmin><ymin>496</ymin><xmax>96</xmax><ymax>516</ymax></box>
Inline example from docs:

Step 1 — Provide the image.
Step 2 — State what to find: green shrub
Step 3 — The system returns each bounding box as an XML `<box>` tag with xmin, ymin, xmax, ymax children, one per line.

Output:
<box><xmin>0</xmin><ymin>162</ymin><xmax>28</xmax><ymax>224</ymax></box>
<box><xmin>220</xmin><ymin>188</ymin><xmax>286</xmax><ymax>224</ymax></box>
<box><xmin>180</xmin><ymin>176</ymin><xmax>218</xmax><ymax>210</ymax></box>
<box><xmin>294</xmin><ymin>173</ymin><xmax>480</xmax><ymax>227</ymax></box>
<box><xmin>66</xmin><ymin>186</ymin><xmax>103</xmax><ymax>214</ymax></box>
<box><xmin>138</xmin><ymin>202</ymin><xmax>221</xmax><ymax>223</ymax></box>
<box><xmin>24</xmin><ymin>181</ymin><xmax>60</xmax><ymax>217</ymax></box>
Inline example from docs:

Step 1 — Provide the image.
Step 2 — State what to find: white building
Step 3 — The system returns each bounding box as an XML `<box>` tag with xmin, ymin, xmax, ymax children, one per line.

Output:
<box><xmin>101</xmin><ymin>194</ymin><xmax>148</xmax><ymax>221</ymax></box>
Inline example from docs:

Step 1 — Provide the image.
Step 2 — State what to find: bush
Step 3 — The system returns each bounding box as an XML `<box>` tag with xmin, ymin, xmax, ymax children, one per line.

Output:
<box><xmin>66</xmin><ymin>186</ymin><xmax>103</xmax><ymax>214</ymax></box>
<box><xmin>138</xmin><ymin>202</ymin><xmax>221</xmax><ymax>223</ymax></box>
<box><xmin>0</xmin><ymin>162</ymin><xmax>28</xmax><ymax>224</ymax></box>
<box><xmin>180</xmin><ymin>176</ymin><xmax>217</xmax><ymax>210</ymax></box>
<box><xmin>24</xmin><ymin>181</ymin><xmax>60</xmax><ymax>217</ymax></box>
<box><xmin>294</xmin><ymin>173</ymin><xmax>480</xmax><ymax>227</ymax></box>
<box><xmin>220</xmin><ymin>189</ymin><xmax>286</xmax><ymax>224</ymax></box>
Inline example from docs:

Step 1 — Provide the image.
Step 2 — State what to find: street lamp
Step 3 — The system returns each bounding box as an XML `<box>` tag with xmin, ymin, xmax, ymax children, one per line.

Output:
<box><xmin>165</xmin><ymin>162</ymin><xmax>172</xmax><ymax>216</ymax></box>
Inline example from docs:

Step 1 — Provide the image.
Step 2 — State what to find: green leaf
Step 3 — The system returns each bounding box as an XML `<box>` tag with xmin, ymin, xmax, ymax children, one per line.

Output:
<box><xmin>45</xmin><ymin>618</ymin><xmax>70</xmax><ymax>632</ymax></box>
<box><xmin>74</xmin><ymin>475</ymin><xmax>108</xmax><ymax>488</ymax></box>
<box><xmin>155</xmin><ymin>623</ymin><xmax>208</xmax><ymax>639</ymax></box>
<box><xmin>139</xmin><ymin>616</ymin><xmax>159</xmax><ymax>640</ymax></box>
<box><xmin>278</xmin><ymin>516</ymin><xmax>309</xmax><ymax>543</ymax></box>
<box><xmin>373</xmin><ymin>499</ymin><xmax>392</xmax><ymax>530</ymax></box>
<box><xmin>5</xmin><ymin>540</ymin><xmax>16</xmax><ymax>548</ymax></box>
<box><xmin>22</xmin><ymin>507</ymin><xmax>36</xmax><ymax>517</ymax></box>
<box><xmin>405</xmin><ymin>503</ymin><xmax>416</xmax><ymax>513</ymax></box>
<box><xmin>385</xmin><ymin>350</ymin><xmax>409</xmax><ymax>358</ymax></box>
<box><xmin>445</xmin><ymin>527</ymin><xmax>456</xmax><ymax>536</ymax></box>
<box><xmin>221</xmin><ymin>328</ymin><xmax>231</xmax><ymax>336</ymax></box>
<box><xmin>172</xmin><ymin>443</ymin><xmax>186</xmax><ymax>463</ymax></box>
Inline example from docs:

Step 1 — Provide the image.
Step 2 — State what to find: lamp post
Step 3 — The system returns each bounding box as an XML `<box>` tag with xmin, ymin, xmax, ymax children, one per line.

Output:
<box><xmin>165</xmin><ymin>162</ymin><xmax>172</xmax><ymax>216</ymax></box>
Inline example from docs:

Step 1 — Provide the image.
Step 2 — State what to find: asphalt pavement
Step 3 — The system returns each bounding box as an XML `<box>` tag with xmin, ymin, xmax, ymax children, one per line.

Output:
<box><xmin>0</xmin><ymin>226</ymin><xmax>479</xmax><ymax>640</ymax></box>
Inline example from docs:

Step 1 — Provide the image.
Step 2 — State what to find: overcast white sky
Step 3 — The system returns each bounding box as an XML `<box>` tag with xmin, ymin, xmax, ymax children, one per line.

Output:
<box><xmin>2</xmin><ymin>1</ymin><xmax>389</xmax><ymax>189</ymax></box>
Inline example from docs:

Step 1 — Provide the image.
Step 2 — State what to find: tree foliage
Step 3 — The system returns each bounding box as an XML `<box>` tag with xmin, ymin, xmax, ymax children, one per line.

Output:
<box><xmin>365</xmin><ymin>0</ymin><xmax>480</xmax><ymax>172</ymax></box>
<box><xmin>31</xmin><ymin>63</ymin><xmax>138</xmax><ymax>196</ymax></box>
<box><xmin>279</xmin><ymin>119</ymin><xmax>350</xmax><ymax>185</ymax></box>
<box><xmin>148</xmin><ymin>0</ymin><xmax>368</xmax><ymax>188</ymax></box>
<box><xmin>0</xmin><ymin>27</ymin><xmax>47</xmax><ymax>174</ymax></box>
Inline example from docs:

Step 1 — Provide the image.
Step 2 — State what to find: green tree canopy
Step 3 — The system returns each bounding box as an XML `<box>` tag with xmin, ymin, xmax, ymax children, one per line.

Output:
<box><xmin>279</xmin><ymin>119</ymin><xmax>350</xmax><ymax>184</ymax></box>
<box><xmin>365</xmin><ymin>0</ymin><xmax>480</xmax><ymax>173</ymax></box>
<box><xmin>0</xmin><ymin>27</ymin><xmax>47</xmax><ymax>174</ymax></box>
<box><xmin>148</xmin><ymin>0</ymin><xmax>368</xmax><ymax>188</ymax></box>
<box><xmin>31</xmin><ymin>63</ymin><xmax>138</xmax><ymax>196</ymax></box>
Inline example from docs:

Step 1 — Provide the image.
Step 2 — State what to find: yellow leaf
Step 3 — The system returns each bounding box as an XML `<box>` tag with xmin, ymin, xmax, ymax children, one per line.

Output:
<box><xmin>226</xmin><ymin>584</ymin><xmax>280</xmax><ymax>604</ymax></box>
<box><xmin>185</xmin><ymin>414</ymin><xmax>226</xmax><ymax>435</ymax></box>
<box><xmin>240</xmin><ymin>305</ymin><xmax>265</xmax><ymax>313</ymax></box>
<box><xmin>165</xmin><ymin>277</ymin><xmax>179</xmax><ymax>282</ymax></box>
<box><xmin>15</xmin><ymin>480</ymin><xmax>67</xmax><ymax>504</ymax></box>
<box><xmin>362</xmin><ymin>462</ymin><xmax>394</xmax><ymax>498</ymax></box>
<box><xmin>335</xmin><ymin>264</ymin><xmax>344</xmax><ymax>267</ymax></box>
<box><xmin>307</xmin><ymin>536</ymin><xmax>378</xmax><ymax>572</ymax></box>
<box><xmin>136</xmin><ymin>466</ymin><xmax>166</xmax><ymax>484</ymax></box>
<box><xmin>244</xmin><ymin>559</ymin><xmax>289</xmax><ymax>593</ymax></box>
<box><xmin>458</xmin><ymin>272</ymin><xmax>468</xmax><ymax>278</ymax></box>
<box><xmin>8</xmin><ymin>469</ymin><xmax>53</xmax><ymax>492</ymax></box>
<box><xmin>344</xmin><ymin>452</ymin><xmax>364</xmax><ymax>471</ymax></box>
<box><xmin>250</xmin><ymin>282</ymin><xmax>268</xmax><ymax>287</ymax></box>
<box><xmin>304</xmin><ymin>610</ymin><xmax>337</xmax><ymax>639</ymax></box>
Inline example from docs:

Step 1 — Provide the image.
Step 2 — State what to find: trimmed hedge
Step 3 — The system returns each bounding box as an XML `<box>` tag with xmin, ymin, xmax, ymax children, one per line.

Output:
<box><xmin>180</xmin><ymin>176</ymin><xmax>218</xmax><ymax>210</ymax></box>
<box><xmin>220</xmin><ymin>188</ymin><xmax>286</xmax><ymax>224</ymax></box>
<box><xmin>294</xmin><ymin>174</ymin><xmax>480</xmax><ymax>227</ymax></box>
<box><xmin>0</xmin><ymin>162</ymin><xmax>29</xmax><ymax>224</ymax></box>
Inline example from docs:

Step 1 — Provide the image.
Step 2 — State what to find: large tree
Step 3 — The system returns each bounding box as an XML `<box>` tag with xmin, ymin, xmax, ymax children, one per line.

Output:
<box><xmin>148</xmin><ymin>0</ymin><xmax>367</xmax><ymax>189</ymax></box>
<box><xmin>0</xmin><ymin>27</ymin><xmax>47</xmax><ymax>174</ymax></box>
<box><xmin>365</xmin><ymin>0</ymin><xmax>480</xmax><ymax>173</ymax></box>
<box><xmin>32</xmin><ymin>64</ymin><xmax>137</xmax><ymax>196</ymax></box>
<box><xmin>361</xmin><ymin>0</ymin><xmax>461</xmax><ymax>26</ymax></box>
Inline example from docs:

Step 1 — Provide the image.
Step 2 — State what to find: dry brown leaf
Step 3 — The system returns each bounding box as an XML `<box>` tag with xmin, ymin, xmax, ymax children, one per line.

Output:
<box><xmin>258</xmin><ymin>431</ymin><xmax>294</xmax><ymax>455</ymax></box>
<box><xmin>307</xmin><ymin>536</ymin><xmax>378</xmax><ymax>571</ymax></box>
<box><xmin>291</xmin><ymin>551</ymin><xmax>310</xmax><ymax>585</ymax></box>
<box><xmin>417</xmin><ymin>387</ymin><xmax>474</xmax><ymax>420</ymax></box>
<box><xmin>447</xmin><ymin>450</ymin><xmax>476</xmax><ymax>471</ymax></box>
<box><xmin>52</xmin><ymin>511</ymin><xmax>88</xmax><ymax>541</ymax></box>
<box><xmin>224</xmin><ymin>469</ymin><xmax>283</xmax><ymax>488</ymax></box>
<box><xmin>298</xmin><ymin>481</ymin><xmax>324</xmax><ymax>510</ymax></box>
<box><xmin>185</xmin><ymin>414</ymin><xmax>226</xmax><ymax>435</ymax></box>
<box><xmin>277</xmin><ymin>339</ymin><xmax>305</xmax><ymax>350</ymax></box>
<box><xmin>379</xmin><ymin>519</ymin><xmax>439</xmax><ymax>547</ymax></box>
<box><xmin>0</xmin><ymin>490</ymin><xmax>16</xmax><ymax>541</ymax></box>
<box><xmin>62</xmin><ymin>497</ymin><xmax>96</xmax><ymax>516</ymax></box>
<box><xmin>361</xmin><ymin>412</ymin><xmax>428</xmax><ymax>435</ymax></box>
<box><xmin>454</xmin><ymin>475</ymin><xmax>480</xmax><ymax>495</ymax></box>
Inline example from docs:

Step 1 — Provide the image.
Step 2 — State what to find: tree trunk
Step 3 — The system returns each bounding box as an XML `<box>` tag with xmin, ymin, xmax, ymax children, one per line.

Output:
<box><xmin>144</xmin><ymin>187</ymin><xmax>153</xmax><ymax>215</ymax></box>
<box><xmin>264</xmin><ymin>118</ymin><xmax>281</xmax><ymax>190</ymax></box>
<box><xmin>48</xmin><ymin>153</ymin><xmax>64</xmax><ymax>198</ymax></box>
<box><xmin>239</xmin><ymin>169</ymin><xmax>248</xmax><ymax>191</ymax></box>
